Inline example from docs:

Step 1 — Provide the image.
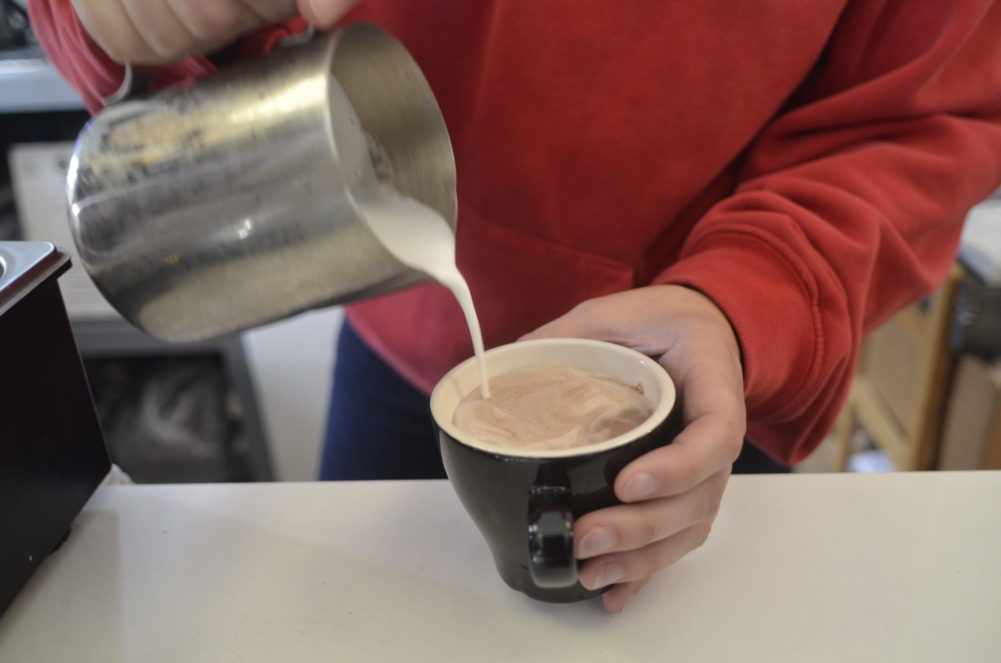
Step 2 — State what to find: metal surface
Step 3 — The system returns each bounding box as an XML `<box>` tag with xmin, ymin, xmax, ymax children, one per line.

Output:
<box><xmin>11</xmin><ymin>146</ymin><xmax>275</xmax><ymax>482</ymax></box>
<box><xmin>68</xmin><ymin>24</ymin><xmax>456</xmax><ymax>343</ymax></box>
<box><xmin>0</xmin><ymin>241</ymin><xmax>69</xmax><ymax>315</ymax></box>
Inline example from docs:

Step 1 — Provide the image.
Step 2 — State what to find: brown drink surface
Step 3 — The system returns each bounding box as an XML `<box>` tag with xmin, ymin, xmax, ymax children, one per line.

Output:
<box><xmin>452</xmin><ymin>364</ymin><xmax>654</xmax><ymax>451</ymax></box>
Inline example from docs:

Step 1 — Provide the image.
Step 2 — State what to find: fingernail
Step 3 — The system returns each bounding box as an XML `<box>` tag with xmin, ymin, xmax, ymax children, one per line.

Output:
<box><xmin>578</xmin><ymin>527</ymin><xmax>616</xmax><ymax>558</ymax></box>
<box><xmin>592</xmin><ymin>563</ymin><xmax>625</xmax><ymax>589</ymax></box>
<box><xmin>624</xmin><ymin>473</ymin><xmax>657</xmax><ymax>501</ymax></box>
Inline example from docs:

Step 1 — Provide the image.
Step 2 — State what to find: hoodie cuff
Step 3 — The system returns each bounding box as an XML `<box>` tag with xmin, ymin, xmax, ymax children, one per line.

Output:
<box><xmin>653</xmin><ymin>230</ymin><xmax>822</xmax><ymax>421</ymax></box>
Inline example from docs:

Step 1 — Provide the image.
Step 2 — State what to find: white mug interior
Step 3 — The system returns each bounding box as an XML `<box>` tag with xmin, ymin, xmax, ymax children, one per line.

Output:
<box><xmin>430</xmin><ymin>338</ymin><xmax>676</xmax><ymax>459</ymax></box>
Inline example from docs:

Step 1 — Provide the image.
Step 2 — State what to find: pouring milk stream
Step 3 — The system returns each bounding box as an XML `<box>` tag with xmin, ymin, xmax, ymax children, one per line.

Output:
<box><xmin>357</xmin><ymin>185</ymin><xmax>492</xmax><ymax>398</ymax></box>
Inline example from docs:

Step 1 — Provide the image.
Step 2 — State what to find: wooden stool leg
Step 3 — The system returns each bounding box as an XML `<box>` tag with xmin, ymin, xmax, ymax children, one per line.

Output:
<box><xmin>834</xmin><ymin>396</ymin><xmax>856</xmax><ymax>472</ymax></box>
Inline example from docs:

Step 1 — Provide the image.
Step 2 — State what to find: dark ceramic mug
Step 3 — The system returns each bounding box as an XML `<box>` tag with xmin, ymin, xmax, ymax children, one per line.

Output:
<box><xmin>431</xmin><ymin>338</ymin><xmax>680</xmax><ymax>603</ymax></box>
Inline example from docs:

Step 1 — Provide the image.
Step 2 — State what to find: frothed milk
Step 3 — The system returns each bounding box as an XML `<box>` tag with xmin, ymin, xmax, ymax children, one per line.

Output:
<box><xmin>357</xmin><ymin>185</ymin><xmax>491</xmax><ymax>396</ymax></box>
<box><xmin>453</xmin><ymin>364</ymin><xmax>654</xmax><ymax>451</ymax></box>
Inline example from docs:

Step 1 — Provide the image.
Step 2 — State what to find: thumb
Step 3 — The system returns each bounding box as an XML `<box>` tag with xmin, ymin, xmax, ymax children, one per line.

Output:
<box><xmin>297</xmin><ymin>0</ymin><xmax>360</xmax><ymax>28</ymax></box>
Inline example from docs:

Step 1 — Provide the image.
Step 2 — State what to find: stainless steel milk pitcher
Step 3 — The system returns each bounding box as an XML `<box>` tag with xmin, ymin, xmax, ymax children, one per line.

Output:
<box><xmin>68</xmin><ymin>24</ymin><xmax>456</xmax><ymax>343</ymax></box>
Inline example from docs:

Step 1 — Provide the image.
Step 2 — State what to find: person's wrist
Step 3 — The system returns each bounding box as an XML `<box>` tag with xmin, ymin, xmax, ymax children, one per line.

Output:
<box><xmin>678</xmin><ymin>284</ymin><xmax>744</xmax><ymax>374</ymax></box>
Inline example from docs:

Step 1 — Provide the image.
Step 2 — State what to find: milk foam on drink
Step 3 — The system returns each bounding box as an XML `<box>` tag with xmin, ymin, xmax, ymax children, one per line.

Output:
<box><xmin>453</xmin><ymin>363</ymin><xmax>654</xmax><ymax>450</ymax></box>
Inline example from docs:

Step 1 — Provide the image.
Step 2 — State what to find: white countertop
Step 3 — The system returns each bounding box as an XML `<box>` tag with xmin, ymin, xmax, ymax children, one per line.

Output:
<box><xmin>1</xmin><ymin>473</ymin><xmax>999</xmax><ymax>662</ymax></box>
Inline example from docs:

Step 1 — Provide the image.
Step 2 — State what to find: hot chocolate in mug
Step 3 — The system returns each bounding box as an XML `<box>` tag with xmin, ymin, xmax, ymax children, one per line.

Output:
<box><xmin>431</xmin><ymin>338</ymin><xmax>681</xmax><ymax>603</ymax></box>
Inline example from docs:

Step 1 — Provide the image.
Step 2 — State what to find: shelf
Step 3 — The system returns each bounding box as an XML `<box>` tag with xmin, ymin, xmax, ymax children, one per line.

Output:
<box><xmin>0</xmin><ymin>43</ymin><xmax>85</xmax><ymax>113</ymax></box>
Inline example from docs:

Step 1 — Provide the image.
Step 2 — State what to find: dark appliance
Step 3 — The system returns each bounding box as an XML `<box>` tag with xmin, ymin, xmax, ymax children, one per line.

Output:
<box><xmin>0</xmin><ymin>241</ymin><xmax>110</xmax><ymax>615</ymax></box>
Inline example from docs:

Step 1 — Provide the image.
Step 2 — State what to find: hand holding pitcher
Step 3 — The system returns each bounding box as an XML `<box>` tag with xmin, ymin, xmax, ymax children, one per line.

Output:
<box><xmin>69</xmin><ymin>0</ymin><xmax>358</xmax><ymax>63</ymax></box>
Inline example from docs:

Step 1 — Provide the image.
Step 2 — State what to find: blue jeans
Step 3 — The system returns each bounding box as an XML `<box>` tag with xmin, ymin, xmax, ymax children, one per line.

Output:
<box><xmin>319</xmin><ymin>321</ymin><xmax>445</xmax><ymax>480</ymax></box>
<box><xmin>319</xmin><ymin>322</ymin><xmax>788</xmax><ymax>480</ymax></box>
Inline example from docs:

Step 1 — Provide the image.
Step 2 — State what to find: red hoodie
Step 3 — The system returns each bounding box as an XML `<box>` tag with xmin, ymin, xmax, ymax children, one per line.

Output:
<box><xmin>29</xmin><ymin>0</ymin><xmax>1001</xmax><ymax>464</ymax></box>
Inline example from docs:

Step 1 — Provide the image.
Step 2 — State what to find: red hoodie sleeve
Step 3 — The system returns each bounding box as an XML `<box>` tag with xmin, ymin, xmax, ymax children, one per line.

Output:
<box><xmin>26</xmin><ymin>0</ymin><xmax>305</xmax><ymax>113</ymax></box>
<box><xmin>656</xmin><ymin>0</ymin><xmax>1001</xmax><ymax>464</ymax></box>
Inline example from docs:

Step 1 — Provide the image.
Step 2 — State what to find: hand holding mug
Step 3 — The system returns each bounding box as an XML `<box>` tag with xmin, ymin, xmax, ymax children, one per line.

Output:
<box><xmin>523</xmin><ymin>285</ymin><xmax>747</xmax><ymax>613</ymax></box>
<box><xmin>69</xmin><ymin>0</ymin><xmax>359</xmax><ymax>63</ymax></box>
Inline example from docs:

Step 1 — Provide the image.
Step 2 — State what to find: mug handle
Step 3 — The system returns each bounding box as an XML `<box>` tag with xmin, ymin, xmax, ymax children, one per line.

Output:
<box><xmin>527</xmin><ymin>485</ymin><xmax>576</xmax><ymax>588</ymax></box>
